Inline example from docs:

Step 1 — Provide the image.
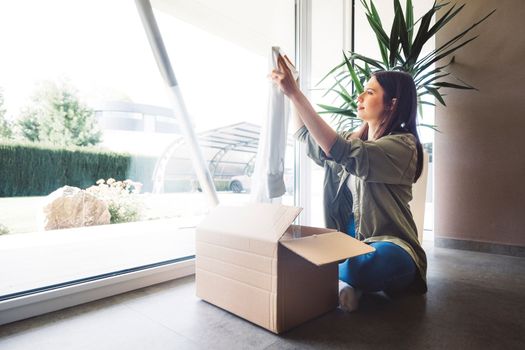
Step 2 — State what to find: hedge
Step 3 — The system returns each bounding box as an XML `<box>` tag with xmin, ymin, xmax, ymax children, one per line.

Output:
<box><xmin>0</xmin><ymin>141</ymin><xmax>156</xmax><ymax>197</ymax></box>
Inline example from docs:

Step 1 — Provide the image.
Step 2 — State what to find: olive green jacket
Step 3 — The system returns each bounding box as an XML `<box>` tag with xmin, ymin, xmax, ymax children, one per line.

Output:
<box><xmin>294</xmin><ymin>125</ymin><xmax>427</xmax><ymax>293</ymax></box>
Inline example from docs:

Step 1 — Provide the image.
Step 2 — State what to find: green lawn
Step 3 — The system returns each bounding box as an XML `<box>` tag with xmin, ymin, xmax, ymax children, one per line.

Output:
<box><xmin>0</xmin><ymin>192</ymin><xmax>249</xmax><ymax>235</ymax></box>
<box><xmin>0</xmin><ymin>194</ymin><xmax>195</xmax><ymax>235</ymax></box>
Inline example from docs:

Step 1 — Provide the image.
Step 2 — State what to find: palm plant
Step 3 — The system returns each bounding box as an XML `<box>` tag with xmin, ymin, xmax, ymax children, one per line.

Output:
<box><xmin>317</xmin><ymin>0</ymin><xmax>495</xmax><ymax>132</ymax></box>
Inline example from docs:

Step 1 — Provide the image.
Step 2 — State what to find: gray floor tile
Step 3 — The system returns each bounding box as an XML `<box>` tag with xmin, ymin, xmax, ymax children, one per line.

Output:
<box><xmin>0</xmin><ymin>297</ymin><xmax>199</xmax><ymax>350</ymax></box>
<box><xmin>1</xmin><ymin>245</ymin><xmax>525</xmax><ymax>350</ymax></box>
<box><xmin>120</xmin><ymin>277</ymin><xmax>280</xmax><ymax>350</ymax></box>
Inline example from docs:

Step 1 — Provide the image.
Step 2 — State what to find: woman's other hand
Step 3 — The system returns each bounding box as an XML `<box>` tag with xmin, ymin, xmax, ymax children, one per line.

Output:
<box><xmin>269</xmin><ymin>54</ymin><xmax>300</xmax><ymax>98</ymax></box>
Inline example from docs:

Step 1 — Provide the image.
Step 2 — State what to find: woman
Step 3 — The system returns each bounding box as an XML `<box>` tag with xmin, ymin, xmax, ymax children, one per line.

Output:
<box><xmin>270</xmin><ymin>54</ymin><xmax>427</xmax><ymax>312</ymax></box>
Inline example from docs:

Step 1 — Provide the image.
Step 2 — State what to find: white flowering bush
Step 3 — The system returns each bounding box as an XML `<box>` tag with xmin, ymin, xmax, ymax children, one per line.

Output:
<box><xmin>86</xmin><ymin>178</ymin><xmax>144</xmax><ymax>224</ymax></box>
<box><xmin>0</xmin><ymin>223</ymin><xmax>9</xmax><ymax>235</ymax></box>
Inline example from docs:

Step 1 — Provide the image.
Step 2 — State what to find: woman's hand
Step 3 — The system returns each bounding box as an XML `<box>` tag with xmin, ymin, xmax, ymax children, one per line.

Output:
<box><xmin>269</xmin><ymin>53</ymin><xmax>338</xmax><ymax>155</ymax></box>
<box><xmin>269</xmin><ymin>54</ymin><xmax>300</xmax><ymax>98</ymax></box>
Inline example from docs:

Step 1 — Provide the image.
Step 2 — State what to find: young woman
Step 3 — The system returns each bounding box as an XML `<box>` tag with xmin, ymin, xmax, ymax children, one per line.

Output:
<box><xmin>270</xmin><ymin>54</ymin><xmax>427</xmax><ymax>312</ymax></box>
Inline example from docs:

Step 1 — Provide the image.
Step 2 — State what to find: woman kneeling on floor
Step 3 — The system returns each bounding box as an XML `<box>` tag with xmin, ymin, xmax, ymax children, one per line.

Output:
<box><xmin>270</xmin><ymin>55</ymin><xmax>427</xmax><ymax>311</ymax></box>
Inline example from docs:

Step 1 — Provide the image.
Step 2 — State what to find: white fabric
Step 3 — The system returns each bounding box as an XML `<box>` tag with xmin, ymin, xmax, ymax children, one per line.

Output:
<box><xmin>251</xmin><ymin>47</ymin><xmax>298</xmax><ymax>202</ymax></box>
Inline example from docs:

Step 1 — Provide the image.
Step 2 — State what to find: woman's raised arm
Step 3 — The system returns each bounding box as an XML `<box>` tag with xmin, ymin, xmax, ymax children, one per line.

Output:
<box><xmin>271</xmin><ymin>54</ymin><xmax>338</xmax><ymax>156</ymax></box>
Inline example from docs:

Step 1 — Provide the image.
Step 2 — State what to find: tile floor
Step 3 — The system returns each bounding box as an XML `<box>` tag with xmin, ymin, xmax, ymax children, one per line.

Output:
<box><xmin>1</xmin><ymin>243</ymin><xmax>524</xmax><ymax>350</ymax></box>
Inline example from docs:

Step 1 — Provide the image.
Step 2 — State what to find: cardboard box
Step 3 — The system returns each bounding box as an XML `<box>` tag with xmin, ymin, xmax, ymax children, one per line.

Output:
<box><xmin>195</xmin><ymin>203</ymin><xmax>375</xmax><ymax>334</ymax></box>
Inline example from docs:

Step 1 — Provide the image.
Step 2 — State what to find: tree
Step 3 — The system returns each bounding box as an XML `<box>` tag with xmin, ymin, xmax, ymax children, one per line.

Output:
<box><xmin>0</xmin><ymin>89</ymin><xmax>14</xmax><ymax>140</ymax></box>
<box><xmin>17</xmin><ymin>113</ymin><xmax>40</xmax><ymax>142</ymax></box>
<box><xmin>17</xmin><ymin>80</ymin><xmax>102</xmax><ymax>147</ymax></box>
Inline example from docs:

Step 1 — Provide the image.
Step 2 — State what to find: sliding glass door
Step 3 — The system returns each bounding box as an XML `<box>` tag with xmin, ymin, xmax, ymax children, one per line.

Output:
<box><xmin>0</xmin><ymin>0</ymin><xmax>295</xmax><ymax>300</ymax></box>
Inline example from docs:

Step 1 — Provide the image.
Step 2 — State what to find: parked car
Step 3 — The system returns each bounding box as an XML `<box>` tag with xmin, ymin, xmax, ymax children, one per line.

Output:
<box><xmin>228</xmin><ymin>173</ymin><xmax>293</xmax><ymax>194</ymax></box>
<box><xmin>228</xmin><ymin>175</ymin><xmax>251</xmax><ymax>193</ymax></box>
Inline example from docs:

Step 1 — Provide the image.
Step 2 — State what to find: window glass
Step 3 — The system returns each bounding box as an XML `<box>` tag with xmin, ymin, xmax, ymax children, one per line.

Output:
<box><xmin>0</xmin><ymin>0</ymin><xmax>295</xmax><ymax>299</ymax></box>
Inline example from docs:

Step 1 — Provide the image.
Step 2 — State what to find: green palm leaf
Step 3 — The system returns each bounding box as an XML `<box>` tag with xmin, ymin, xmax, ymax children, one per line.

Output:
<box><xmin>419</xmin><ymin>9</ymin><xmax>495</xmax><ymax>67</ymax></box>
<box><xmin>365</xmin><ymin>0</ymin><xmax>390</xmax><ymax>67</ymax></box>
<box><xmin>316</xmin><ymin>61</ymin><xmax>346</xmax><ymax>87</ymax></box>
<box><xmin>322</xmin><ymin>71</ymin><xmax>350</xmax><ymax>98</ymax></box>
<box><xmin>414</xmin><ymin>56</ymin><xmax>455</xmax><ymax>81</ymax></box>
<box><xmin>418</xmin><ymin>123</ymin><xmax>441</xmax><ymax>132</ymax></box>
<box><xmin>317</xmin><ymin>104</ymin><xmax>357</xmax><ymax>117</ymax></box>
<box><xmin>425</xmin><ymin>86</ymin><xmax>446</xmax><ymax>106</ymax></box>
<box><xmin>421</xmin><ymin>73</ymin><xmax>450</xmax><ymax>86</ymax></box>
<box><xmin>365</xmin><ymin>14</ymin><xmax>390</xmax><ymax>50</ymax></box>
<box><xmin>406</xmin><ymin>5</ymin><xmax>436</xmax><ymax>66</ymax></box>
<box><xmin>389</xmin><ymin>12</ymin><xmax>401</xmax><ymax>67</ymax></box>
<box><xmin>343</xmin><ymin>52</ymin><xmax>364</xmax><ymax>93</ymax></box>
<box><xmin>350</xmin><ymin>53</ymin><xmax>386</xmax><ymax>70</ymax></box>
<box><xmin>406</xmin><ymin>0</ymin><xmax>414</xmax><ymax>44</ymax></box>
<box><xmin>321</xmin><ymin>1</ymin><xmax>495</xmax><ymax>132</ymax></box>
<box><xmin>394</xmin><ymin>0</ymin><xmax>410</xmax><ymax>58</ymax></box>
<box><xmin>419</xmin><ymin>101</ymin><xmax>436</xmax><ymax>107</ymax></box>
<box><xmin>432</xmin><ymin>81</ymin><xmax>477</xmax><ymax>90</ymax></box>
<box><xmin>427</xmin><ymin>4</ymin><xmax>464</xmax><ymax>38</ymax></box>
<box><xmin>417</xmin><ymin>36</ymin><xmax>479</xmax><ymax>73</ymax></box>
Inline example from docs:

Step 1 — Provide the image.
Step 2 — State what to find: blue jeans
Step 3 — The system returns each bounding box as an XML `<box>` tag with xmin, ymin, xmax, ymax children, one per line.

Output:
<box><xmin>338</xmin><ymin>216</ymin><xmax>417</xmax><ymax>293</ymax></box>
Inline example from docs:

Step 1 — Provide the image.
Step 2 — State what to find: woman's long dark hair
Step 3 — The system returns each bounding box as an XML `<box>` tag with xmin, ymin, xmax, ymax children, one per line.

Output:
<box><xmin>355</xmin><ymin>70</ymin><xmax>423</xmax><ymax>182</ymax></box>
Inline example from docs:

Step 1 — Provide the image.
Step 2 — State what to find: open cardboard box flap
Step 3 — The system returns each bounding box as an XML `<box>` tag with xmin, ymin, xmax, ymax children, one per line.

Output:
<box><xmin>199</xmin><ymin>203</ymin><xmax>374</xmax><ymax>265</ymax></box>
<box><xmin>280</xmin><ymin>228</ymin><xmax>375</xmax><ymax>266</ymax></box>
<box><xmin>198</xmin><ymin>203</ymin><xmax>302</xmax><ymax>242</ymax></box>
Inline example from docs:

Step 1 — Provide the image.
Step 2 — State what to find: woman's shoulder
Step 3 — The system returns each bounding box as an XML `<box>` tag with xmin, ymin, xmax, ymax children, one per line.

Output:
<box><xmin>340</xmin><ymin>130</ymin><xmax>354</xmax><ymax>141</ymax></box>
<box><xmin>380</xmin><ymin>132</ymin><xmax>417</xmax><ymax>148</ymax></box>
<box><xmin>373</xmin><ymin>133</ymin><xmax>417</xmax><ymax>159</ymax></box>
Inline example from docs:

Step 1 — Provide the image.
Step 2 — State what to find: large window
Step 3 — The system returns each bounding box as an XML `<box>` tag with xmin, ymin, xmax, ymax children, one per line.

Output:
<box><xmin>0</xmin><ymin>0</ymin><xmax>295</xmax><ymax>300</ymax></box>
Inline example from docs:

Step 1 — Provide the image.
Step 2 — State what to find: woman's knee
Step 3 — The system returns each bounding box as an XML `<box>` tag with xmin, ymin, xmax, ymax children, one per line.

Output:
<box><xmin>339</xmin><ymin>253</ymin><xmax>381</xmax><ymax>291</ymax></box>
<box><xmin>339</xmin><ymin>242</ymin><xmax>417</xmax><ymax>293</ymax></box>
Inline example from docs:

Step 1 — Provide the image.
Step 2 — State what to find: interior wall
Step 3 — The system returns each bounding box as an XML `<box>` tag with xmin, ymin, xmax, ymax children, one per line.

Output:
<box><xmin>434</xmin><ymin>0</ymin><xmax>525</xmax><ymax>247</ymax></box>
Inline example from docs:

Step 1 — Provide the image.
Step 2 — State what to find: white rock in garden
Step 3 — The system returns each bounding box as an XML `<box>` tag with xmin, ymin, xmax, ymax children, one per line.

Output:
<box><xmin>41</xmin><ymin>186</ymin><xmax>111</xmax><ymax>230</ymax></box>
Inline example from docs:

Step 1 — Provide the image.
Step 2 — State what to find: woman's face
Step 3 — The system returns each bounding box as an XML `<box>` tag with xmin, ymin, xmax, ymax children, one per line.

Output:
<box><xmin>357</xmin><ymin>76</ymin><xmax>386</xmax><ymax>123</ymax></box>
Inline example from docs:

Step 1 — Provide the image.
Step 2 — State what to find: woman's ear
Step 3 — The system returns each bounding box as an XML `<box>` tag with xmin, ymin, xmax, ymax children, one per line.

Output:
<box><xmin>390</xmin><ymin>98</ymin><xmax>398</xmax><ymax>111</ymax></box>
